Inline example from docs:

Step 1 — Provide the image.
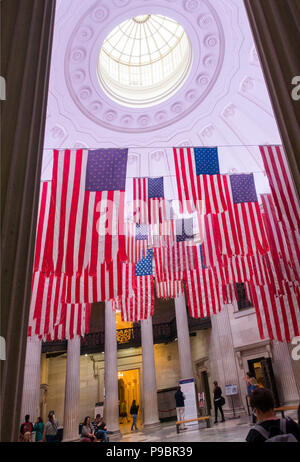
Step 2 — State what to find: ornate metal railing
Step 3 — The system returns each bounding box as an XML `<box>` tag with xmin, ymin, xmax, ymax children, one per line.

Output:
<box><xmin>42</xmin><ymin>316</ymin><xmax>211</xmax><ymax>355</ymax></box>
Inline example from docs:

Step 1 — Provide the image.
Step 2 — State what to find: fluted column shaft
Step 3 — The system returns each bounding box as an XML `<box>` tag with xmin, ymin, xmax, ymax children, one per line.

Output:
<box><xmin>63</xmin><ymin>336</ymin><xmax>81</xmax><ymax>442</ymax></box>
<box><xmin>141</xmin><ymin>317</ymin><xmax>160</xmax><ymax>429</ymax></box>
<box><xmin>174</xmin><ymin>293</ymin><xmax>194</xmax><ymax>379</ymax></box>
<box><xmin>20</xmin><ymin>338</ymin><xmax>42</xmax><ymax>424</ymax></box>
<box><xmin>104</xmin><ymin>302</ymin><xmax>121</xmax><ymax>436</ymax></box>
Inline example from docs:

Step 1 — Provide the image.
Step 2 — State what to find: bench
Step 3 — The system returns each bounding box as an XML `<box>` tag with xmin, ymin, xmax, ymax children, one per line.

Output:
<box><xmin>176</xmin><ymin>416</ymin><xmax>211</xmax><ymax>434</ymax></box>
<box><xmin>274</xmin><ymin>405</ymin><xmax>299</xmax><ymax>418</ymax></box>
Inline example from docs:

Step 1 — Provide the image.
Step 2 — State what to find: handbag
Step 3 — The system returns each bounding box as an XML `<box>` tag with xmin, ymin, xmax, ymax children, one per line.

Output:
<box><xmin>220</xmin><ymin>396</ymin><xmax>225</xmax><ymax>406</ymax></box>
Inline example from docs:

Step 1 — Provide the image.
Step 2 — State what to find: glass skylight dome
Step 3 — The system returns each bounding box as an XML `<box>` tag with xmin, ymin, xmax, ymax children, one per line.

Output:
<box><xmin>98</xmin><ymin>14</ymin><xmax>192</xmax><ymax>108</ymax></box>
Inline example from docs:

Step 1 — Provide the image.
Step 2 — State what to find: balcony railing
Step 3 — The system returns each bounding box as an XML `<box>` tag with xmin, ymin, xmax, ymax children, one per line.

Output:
<box><xmin>42</xmin><ymin>316</ymin><xmax>211</xmax><ymax>355</ymax></box>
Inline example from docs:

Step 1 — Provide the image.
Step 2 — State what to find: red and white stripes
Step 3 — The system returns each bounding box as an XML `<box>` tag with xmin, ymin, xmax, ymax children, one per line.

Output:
<box><xmin>155</xmin><ymin>280</ymin><xmax>184</xmax><ymax>299</ymax></box>
<box><xmin>113</xmin><ymin>275</ymin><xmax>154</xmax><ymax>322</ymax></box>
<box><xmin>260</xmin><ymin>145</ymin><xmax>300</xmax><ymax>233</ymax></box>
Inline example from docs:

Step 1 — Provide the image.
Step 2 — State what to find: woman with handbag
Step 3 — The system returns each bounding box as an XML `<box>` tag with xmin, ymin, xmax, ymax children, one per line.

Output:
<box><xmin>213</xmin><ymin>381</ymin><xmax>225</xmax><ymax>424</ymax></box>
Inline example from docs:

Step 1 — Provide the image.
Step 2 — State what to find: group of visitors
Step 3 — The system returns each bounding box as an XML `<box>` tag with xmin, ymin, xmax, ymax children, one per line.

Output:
<box><xmin>80</xmin><ymin>414</ymin><xmax>108</xmax><ymax>442</ymax></box>
<box><xmin>19</xmin><ymin>411</ymin><xmax>59</xmax><ymax>442</ymax></box>
<box><xmin>175</xmin><ymin>381</ymin><xmax>226</xmax><ymax>430</ymax></box>
<box><xmin>80</xmin><ymin>400</ymin><xmax>139</xmax><ymax>441</ymax></box>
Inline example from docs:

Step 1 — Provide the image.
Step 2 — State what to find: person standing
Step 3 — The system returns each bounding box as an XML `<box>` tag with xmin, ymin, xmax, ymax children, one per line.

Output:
<box><xmin>19</xmin><ymin>415</ymin><xmax>34</xmax><ymax>441</ymax></box>
<box><xmin>175</xmin><ymin>386</ymin><xmax>187</xmax><ymax>431</ymax></box>
<box><xmin>213</xmin><ymin>381</ymin><xmax>225</xmax><ymax>424</ymax></box>
<box><xmin>43</xmin><ymin>412</ymin><xmax>59</xmax><ymax>442</ymax></box>
<box><xmin>33</xmin><ymin>417</ymin><xmax>44</xmax><ymax>442</ymax></box>
<box><xmin>130</xmin><ymin>400</ymin><xmax>139</xmax><ymax>432</ymax></box>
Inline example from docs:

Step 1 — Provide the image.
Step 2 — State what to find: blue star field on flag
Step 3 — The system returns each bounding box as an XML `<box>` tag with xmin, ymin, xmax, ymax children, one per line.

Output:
<box><xmin>85</xmin><ymin>148</ymin><xmax>128</xmax><ymax>191</ymax></box>
<box><xmin>230</xmin><ymin>173</ymin><xmax>258</xmax><ymax>203</ymax></box>
<box><xmin>194</xmin><ymin>147</ymin><xmax>220</xmax><ymax>175</ymax></box>
<box><xmin>135</xmin><ymin>249</ymin><xmax>153</xmax><ymax>276</ymax></box>
<box><xmin>136</xmin><ymin>224</ymin><xmax>148</xmax><ymax>241</ymax></box>
<box><xmin>148</xmin><ymin>177</ymin><xmax>164</xmax><ymax>198</ymax></box>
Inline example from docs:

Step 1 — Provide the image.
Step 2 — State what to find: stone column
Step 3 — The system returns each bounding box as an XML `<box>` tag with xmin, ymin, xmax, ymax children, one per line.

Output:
<box><xmin>63</xmin><ymin>336</ymin><xmax>81</xmax><ymax>442</ymax></box>
<box><xmin>209</xmin><ymin>306</ymin><xmax>245</xmax><ymax>418</ymax></box>
<box><xmin>174</xmin><ymin>293</ymin><xmax>194</xmax><ymax>379</ymax></box>
<box><xmin>272</xmin><ymin>341</ymin><xmax>300</xmax><ymax>405</ymax></box>
<box><xmin>20</xmin><ymin>337</ymin><xmax>42</xmax><ymax>424</ymax></box>
<box><xmin>140</xmin><ymin>317</ymin><xmax>160</xmax><ymax>430</ymax></box>
<box><xmin>1</xmin><ymin>0</ymin><xmax>56</xmax><ymax>442</ymax></box>
<box><xmin>287</xmin><ymin>339</ymin><xmax>300</xmax><ymax>397</ymax></box>
<box><xmin>104</xmin><ymin>302</ymin><xmax>121</xmax><ymax>438</ymax></box>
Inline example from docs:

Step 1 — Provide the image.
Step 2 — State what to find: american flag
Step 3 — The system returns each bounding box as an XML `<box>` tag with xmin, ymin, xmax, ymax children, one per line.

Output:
<box><xmin>113</xmin><ymin>250</ymin><xmax>154</xmax><ymax>322</ymax></box>
<box><xmin>28</xmin><ymin>271</ymin><xmax>91</xmax><ymax>341</ymax></box>
<box><xmin>28</xmin><ymin>181</ymin><xmax>91</xmax><ymax>340</ymax></box>
<box><xmin>260</xmin><ymin>145</ymin><xmax>300</xmax><ymax>233</ymax></box>
<box><xmin>173</xmin><ymin>146</ymin><xmax>227</xmax><ymax>214</ymax></box>
<box><xmin>229</xmin><ymin>174</ymin><xmax>269</xmax><ymax>255</ymax></box>
<box><xmin>42</xmin><ymin>148</ymin><xmax>128</xmax><ymax>276</ymax></box>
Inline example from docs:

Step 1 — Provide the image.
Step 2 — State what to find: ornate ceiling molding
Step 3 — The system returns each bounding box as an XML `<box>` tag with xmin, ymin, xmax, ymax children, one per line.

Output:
<box><xmin>64</xmin><ymin>0</ymin><xmax>225</xmax><ymax>133</ymax></box>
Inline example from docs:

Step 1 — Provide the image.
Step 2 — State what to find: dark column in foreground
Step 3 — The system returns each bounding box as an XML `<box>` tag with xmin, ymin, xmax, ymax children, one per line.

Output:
<box><xmin>0</xmin><ymin>0</ymin><xmax>56</xmax><ymax>441</ymax></box>
<box><xmin>244</xmin><ymin>0</ymin><xmax>300</xmax><ymax>198</ymax></box>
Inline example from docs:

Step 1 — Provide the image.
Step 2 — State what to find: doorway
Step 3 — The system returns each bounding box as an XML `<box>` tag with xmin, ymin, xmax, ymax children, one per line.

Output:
<box><xmin>248</xmin><ymin>357</ymin><xmax>280</xmax><ymax>406</ymax></box>
<box><xmin>118</xmin><ymin>369</ymin><xmax>141</xmax><ymax>431</ymax></box>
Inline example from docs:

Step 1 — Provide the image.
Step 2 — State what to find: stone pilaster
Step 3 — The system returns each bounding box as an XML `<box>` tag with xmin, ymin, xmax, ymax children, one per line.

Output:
<box><xmin>272</xmin><ymin>340</ymin><xmax>299</xmax><ymax>405</ymax></box>
<box><xmin>20</xmin><ymin>337</ymin><xmax>42</xmax><ymax>424</ymax></box>
<box><xmin>104</xmin><ymin>302</ymin><xmax>121</xmax><ymax>438</ymax></box>
<box><xmin>63</xmin><ymin>336</ymin><xmax>81</xmax><ymax>442</ymax></box>
<box><xmin>174</xmin><ymin>293</ymin><xmax>194</xmax><ymax>380</ymax></box>
<box><xmin>140</xmin><ymin>317</ymin><xmax>160</xmax><ymax>430</ymax></box>
<box><xmin>209</xmin><ymin>306</ymin><xmax>245</xmax><ymax>418</ymax></box>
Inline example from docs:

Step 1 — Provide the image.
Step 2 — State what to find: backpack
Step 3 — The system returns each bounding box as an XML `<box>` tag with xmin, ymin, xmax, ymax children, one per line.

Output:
<box><xmin>253</xmin><ymin>418</ymin><xmax>298</xmax><ymax>442</ymax></box>
<box><xmin>22</xmin><ymin>422</ymin><xmax>33</xmax><ymax>434</ymax></box>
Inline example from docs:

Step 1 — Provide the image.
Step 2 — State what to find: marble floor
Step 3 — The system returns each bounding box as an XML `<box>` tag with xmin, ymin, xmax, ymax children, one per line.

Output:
<box><xmin>115</xmin><ymin>411</ymin><xmax>299</xmax><ymax>443</ymax></box>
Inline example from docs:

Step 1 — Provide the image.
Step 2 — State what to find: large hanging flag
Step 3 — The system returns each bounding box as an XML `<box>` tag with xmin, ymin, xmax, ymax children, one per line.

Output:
<box><xmin>259</xmin><ymin>145</ymin><xmax>300</xmax><ymax>232</ymax></box>
<box><xmin>28</xmin><ymin>271</ymin><xmax>91</xmax><ymax>341</ymax></box>
<box><xmin>42</xmin><ymin>148</ymin><xmax>128</xmax><ymax>276</ymax></box>
<box><xmin>113</xmin><ymin>250</ymin><xmax>154</xmax><ymax>322</ymax></box>
<box><xmin>229</xmin><ymin>173</ymin><xmax>269</xmax><ymax>255</ymax></box>
<box><xmin>173</xmin><ymin>146</ymin><xmax>227</xmax><ymax>214</ymax></box>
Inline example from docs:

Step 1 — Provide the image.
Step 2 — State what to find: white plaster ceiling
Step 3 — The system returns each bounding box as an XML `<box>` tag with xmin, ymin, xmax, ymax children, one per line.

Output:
<box><xmin>42</xmin><ymin>0</ymin><xmax>282</xmax><ymax>196</ymax></box>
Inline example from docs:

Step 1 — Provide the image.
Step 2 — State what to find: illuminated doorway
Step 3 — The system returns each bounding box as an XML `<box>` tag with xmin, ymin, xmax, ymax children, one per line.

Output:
<box><xmin>118</xmin><ymin>369</ymin><xmax>141</xmax><ymax>431</ymax></box>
